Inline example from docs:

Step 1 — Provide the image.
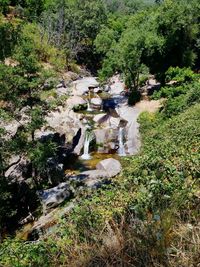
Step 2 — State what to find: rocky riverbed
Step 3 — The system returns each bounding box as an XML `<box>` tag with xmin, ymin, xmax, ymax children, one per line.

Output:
<box><xmin>3</xmin><ymin>73</ymin><xmax>161</xmax><ymax>240</ymax></box>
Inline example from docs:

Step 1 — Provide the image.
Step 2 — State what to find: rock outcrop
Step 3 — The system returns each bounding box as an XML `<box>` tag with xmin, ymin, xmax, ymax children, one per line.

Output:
<box><xmin>66</xmin><ymin>96</ymin><xmax>87</xmax><ymax>110</ymax></box>
<box><xmin>69</xmin><ymin>158</ymin><xmax>122</xmax><ymax>188</ymax></box>
<box><xmin>72</xmin><ymin>77</ymin><xmax>99</xmax><ymax>96</ymax></box>
<box><xmin>37</xmin><ymin>182</ymin><xmax>72</xmax><ymax>211</ymax></box>
<box><xmin>91</xmin><ymin>97</ymin><xmax>102</xmax><ymax>109</ymax></box>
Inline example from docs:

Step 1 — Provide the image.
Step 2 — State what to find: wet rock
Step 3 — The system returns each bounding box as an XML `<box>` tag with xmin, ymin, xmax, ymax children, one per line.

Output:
<box><xmin>94</xmin><ymin>128</ymin><xmax>110</xmax><ymax>153</ymax></box>
<box><xmin>93</xmin><ymin>113</ymin><xmax>107</xmax><ymax>124</ymax></box>
<box><xmin>73</xmin><ymin>128</ymin><xmax>86</xmax><ymax>155</ymax></box>
<box><xmin>108</xmin><ymin>142</ymin><xmax>117</xmax><ymax>150</ymax></box>
<box><xmin>93</xmin><ymin>113</ymin><xmax>121</xmax><ymax>129</ymax></box>
<box><xmin>116</xmin><ymin>105</ymin><xmax>141</xmax><ymax>155</ymax></box>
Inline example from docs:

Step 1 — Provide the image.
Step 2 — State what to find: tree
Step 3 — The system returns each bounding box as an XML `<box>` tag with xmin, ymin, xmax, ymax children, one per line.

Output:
<box><xmin>0</xmin><ymin>15</ymin><xmax>21</xmax><ymax>60</ymax></box>
<box><xmin>0</xmin><ymin>0</ymin><xmax>10</xmax><ymax>14</ymax></box>
<box><xmin>40</xmin><ymin>0</ymin><xmax>107</xmax><ymax>71</ymax></box>
<box><xmin>97</xmin><ymin>0</ymin><xmax>200</xmax><ymax>87</ymax></box>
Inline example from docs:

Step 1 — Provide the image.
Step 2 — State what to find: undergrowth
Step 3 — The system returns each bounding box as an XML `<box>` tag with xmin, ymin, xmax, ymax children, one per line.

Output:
<box><xmin>0</xmin><ymin>82</ymin><xmax>200</xmax><ymax>267</ymax></box>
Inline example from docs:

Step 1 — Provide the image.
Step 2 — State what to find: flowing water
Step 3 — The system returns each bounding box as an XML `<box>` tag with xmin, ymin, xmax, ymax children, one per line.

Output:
<box><xmin>80</xmin><ymin>131</ymin><xmax>94</xmax><ymax>160</ymax></box>
<box><xmin>118</xmin><ymin>127</ymin><xmax>126</xmax><ymax>156</ymax></box>
<box><xmin>87</xmin><ymin>100</ymin><xmax>93</xmax><ymax>112</ymax></box>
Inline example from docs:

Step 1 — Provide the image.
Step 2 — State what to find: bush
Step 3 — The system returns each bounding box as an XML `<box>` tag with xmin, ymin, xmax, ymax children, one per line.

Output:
<box><xmin>165</xmin><ymin>67</ymin><xmax>197</xmax><ymax>84</ymax></box>
<box><xmin>152</xmin><ymin>84</ymin><xmax>189</xmax><ymax>99</ymax></box>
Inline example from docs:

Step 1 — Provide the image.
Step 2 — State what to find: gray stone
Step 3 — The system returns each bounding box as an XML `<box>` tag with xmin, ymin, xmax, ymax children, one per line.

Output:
<box><xmin>81</xmin><ymin>170</ymin><xmax>108</xmax><ymax>180</ymax></box>
<box><xmin>67</xmin><ymin>158</ymin><xmax>121</xmax><ymax>188</ymax></box>
<box><xmin>37</xmin><ymin>182</ymin><xmax>71</xmax><ymax>211</ymax></box>
<box><xmin>109</xmin><ymin>75</ymin><xmax>125</xmax><ymax>95</ymax></box>
<box><xmin>56</xmin><ymin>81</ymin><xmax>66</xmax><ymax>88</ymax></box>
<box><xmin>56</xmin><ymin>87</ymin><xmax>67</xmax><ymax>96</ymax></box>
<box><xmin>66</xmin><ymin>96</ymin><xmax>87</xmax><ymax>110</ymax></box>
<box><xmin>91</xmin><ymin>98</ymin><xmax>102</xmax><ymax>107</ymax></box>
<box><xmin>104</xmin><ymin>85</ymin><xmax>111</xmax><ymax>92</ymax></box>
<box><xmin>94</xmin><ymin>87</ymin><xmax>102</xmax><ymax>94</ymax></box>
<box><xmin>5</xmin><ymin>157</ymin><xmax>28</xmax><ymax>182</ymax></box>
<box><xmin>73</xmin><ymin>77</ymin><xmax>99</xmax><ymax>96</ymax></box>
<box><xmin>96</xmin><ymin>158</ymin><xmax>122</xmax><ymax>178</ymax></box>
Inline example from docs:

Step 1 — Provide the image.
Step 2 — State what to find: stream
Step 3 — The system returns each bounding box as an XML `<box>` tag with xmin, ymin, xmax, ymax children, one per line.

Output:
<box><xmin>16</xmin><ymin>74</ymin><xmax>142</xmax><ymax>240</ymax></box>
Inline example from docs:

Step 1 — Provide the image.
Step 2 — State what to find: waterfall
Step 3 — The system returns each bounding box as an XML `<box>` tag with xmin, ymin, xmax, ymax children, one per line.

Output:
<box><xmin>87</xmin><ymin>100</ymin><xmax>93</xmax><ymax>112</ymax></box>
<box><xmin>100</xmin><ymin>103</ymin><xmax>104</xmax><ymax>112</ymax></box>
<box><xmin>87</xmin><ymin>91</ymin><xmax>93</xmax><ymax>111</ymax></box>
<box><xmin>81</xmin><ymin>132</ymin><xmax>93</xmax><ymax>160</ymax></box>
<box><xmin>118</xmin><ymin>127</ymin><xmax>126</xmax><ymax>156</ymax></box>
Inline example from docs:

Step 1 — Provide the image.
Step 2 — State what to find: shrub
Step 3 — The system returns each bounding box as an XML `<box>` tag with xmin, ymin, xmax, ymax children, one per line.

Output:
<box><xmin>165</xmin><ymin>67</ymin><xmax>197</xmax><ymax>84</ymax></box>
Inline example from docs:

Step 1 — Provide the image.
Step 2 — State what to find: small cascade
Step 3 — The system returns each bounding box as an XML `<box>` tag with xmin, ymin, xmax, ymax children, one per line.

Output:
<box><xmin>87</xmin><ymin>90</ymin><xmax>93</xmax><ymax>111</ymax></box>
<box><xmin>81</xmin><ymin>131</ymin><xmax>94</xmax><ymax>160</ymax></box>
<box><xmin>100</xmin><ymin>103</ymin><xmax>104</xmax><ymax>112</ymax></box>
<box><xmin>87</xmin><ymin>100</ymin><xmax>93</xmax><ymax>112</ymax></box>
<box><xmin>118</xmin><ymin>127</ymin><xmax>126</xmax><ymax>156</ymax></box>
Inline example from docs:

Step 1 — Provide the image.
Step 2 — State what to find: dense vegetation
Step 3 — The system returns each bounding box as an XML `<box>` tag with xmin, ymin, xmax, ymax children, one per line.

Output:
<box><xmin>0</xmin><ymin>0</ymin><xmax>200</xmax><ymax>266</ymax></box>
<box><xmin>1</xmin><ymin>73</ymin><xmax>199</xmax><ymax>266</ymax></box>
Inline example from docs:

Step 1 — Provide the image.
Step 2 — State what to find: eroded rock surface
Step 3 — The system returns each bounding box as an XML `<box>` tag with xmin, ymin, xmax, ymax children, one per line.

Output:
<box><xmin>37</xmin><ymin>182</ymin><xmax>72</xmax><ymax>211</ymax></box>
<box><xmin>68</xmin><ymin>158</ymin><xmax>122</xmax><ymax>188</ymax></box>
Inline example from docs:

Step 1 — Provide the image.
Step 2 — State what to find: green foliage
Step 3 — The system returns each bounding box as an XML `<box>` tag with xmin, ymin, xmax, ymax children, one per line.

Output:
<box><xmin>166</xmin><ymin>67</ymin><xmax>197</xmax><ymax>84</ymax></box>
<box><xmin>40</xmin><ymin>0</ymin><xmax>107</xmax><ymax>70</ymax></box>
<box><xmin>0</xmin><ymin>0</ymin><xmax>10</xmax><ymax>14</ymax></box>
<box><xmin>1</xmin><ymin>89</ymin><xmax>199</xmax><ymax>266</ymax></box>
<box><xmin>153</xmin><ymin>76</ymin><xmax>200</xmax><ymax>118</ymax></box>
<box><xmin>28</xmin><ymin>140</ymin><xmax>57</xmax><ymax>173</ymax></box>
<box><xmin>0</xmin><ymin>15</ymin><xmax>21</xmax><ymax>60</ymax></box>
<box><xmin>26</xmin><ymin>106</ymin><xmax>46</xmax><ymax>140</ymax></box>
<box><xmin>97</xmin><ymin>0</ymin><xmax>200</xmax><ymax>86</ymax></box>
<box><xmin>0</xmin><ymin>0</ymin><xmax>200</xmax><ymax>265</ymax></box>
<box><xmin>22</xmin><ymin>23</ymin><xmax>66</xmax><ymax>71</ymax></box>
<box><xmin>152</xmin><ymin>84</ymin><xmax>189</xmax><ymax>99</ymax></box>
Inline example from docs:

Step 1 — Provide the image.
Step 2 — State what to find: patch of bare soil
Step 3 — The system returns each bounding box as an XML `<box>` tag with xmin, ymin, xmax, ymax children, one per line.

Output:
<box><xmin>135</xmin><ymin>99</ymin><xmax>164</xmax><ymax>113</ymax></box>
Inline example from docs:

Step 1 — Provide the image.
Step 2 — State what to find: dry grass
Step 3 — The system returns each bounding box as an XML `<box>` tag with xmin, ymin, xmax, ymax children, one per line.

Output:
<box><xmin>60</xmin><ymin>211</ymin><xmax>200</xmax><ymax>267</ymax></box>
<box><xmin>135</xmin><ymin>99</ymin><xmax>164</xmax><ymax>113</ymax></box>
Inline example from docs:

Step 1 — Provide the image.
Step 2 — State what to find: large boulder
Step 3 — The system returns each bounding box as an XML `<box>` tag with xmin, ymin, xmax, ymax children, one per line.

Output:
<box><xmin>94</xmin><ymin>128</ymin><xmax>117</xmax><ymax>153</ymax></box>
<box><xmin>73</xmin><ymin>77</ymin><xmax>99</xmax><ymax>96</ymax></box>
<box><xmin>109</xmin><ymin>75</ymin><xmax>125</xmax><ymax>95</ymax></box>
<box><xmin>37</xmin><ymin>182</ymin><xmax>72</xmax><ymax>211</ymax></box>
<box><xmin>56</xmin><ymin>87</ymin><xmax>68</xmax><ymax>96</ymax></box>
<box><xmin>96</xmin><ymin>158</ymin><xmax>122</xmax><ymax>178</ymax></box>
<box><xmin>93</xmin><ymin>113</ymin><xmax>107</xmax><ymax>124</ymax></box>
<box><xmin>66</xmin><ymin>96</ymin><xmax>87</xmax><ymax>110</ymax></box>
<box><xmin>91</xmin><ymin>97</ymin><xmax>102</xmax><ymax>109</ymax></box>
<box><xmin>93</xmin><ymin>113</ymin><xmax>121</xmax><ymax>129</ymax></box>
<box><xmin>94</xmin><ymin>87</ymin><xmax>102</xmax><ymax>94</ymax></box>
<box><xmin>67</xmin><ymin>158</ymin><xmax>121</xmax><ymax>188</ymax></box>
<box><xmin>5</xmin><ymin>156</ymin><xmax>29</xmax><ymax>182</ymax></box>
